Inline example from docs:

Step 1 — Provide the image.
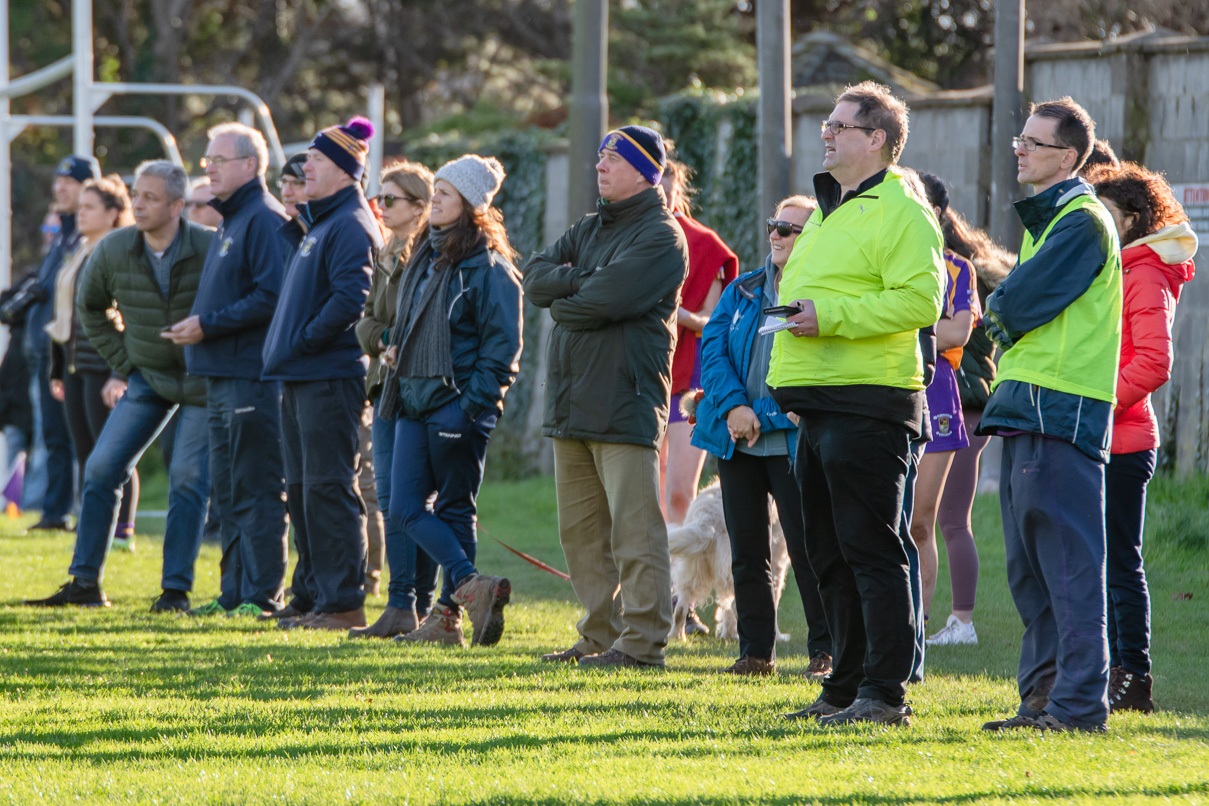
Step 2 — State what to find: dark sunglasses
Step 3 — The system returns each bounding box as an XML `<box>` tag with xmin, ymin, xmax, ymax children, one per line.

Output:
<box><xmin>766</xmin><ymin>219</ymin><xmax>804</xmax><ymax>237</ymax></box>
<box><xmin>375</xmin><ymin>193</ymin><xmax>419</xmax><ymax>209</ymax></box>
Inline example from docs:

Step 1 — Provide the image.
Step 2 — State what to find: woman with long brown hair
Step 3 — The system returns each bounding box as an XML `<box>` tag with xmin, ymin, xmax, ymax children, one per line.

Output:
<box><xmin>350</xmin><ymin>159</ymin><xmax>436</xmax><ymax>639</ymax></box>
<box><xmin>1087</xmin><ymin>161</ymin><xmax>1197</xmax><ymax>714</ymax></box>
<box><xmin>45</xmin><ymin>175</ymin><xmax>140</xmax><ymax>550</ymax></box>
<box><xmin>379</xmin><ymin>154</ymin><xmax>523</xmax><ymax>647</ymax></box>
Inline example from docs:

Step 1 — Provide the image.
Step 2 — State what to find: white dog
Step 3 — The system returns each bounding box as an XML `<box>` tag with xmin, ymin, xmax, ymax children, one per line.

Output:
<box><xmin>667</xmin><ymin>479</ymin><xmax>792</xmax><ymax>642</ymax></box>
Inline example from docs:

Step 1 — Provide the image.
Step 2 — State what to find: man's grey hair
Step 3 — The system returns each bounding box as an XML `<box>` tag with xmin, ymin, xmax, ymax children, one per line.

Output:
<box><xmin>208</xmin><ymin>122</ymin><xmax>270</xmax><ymax>176</ymax></box>
<box><xmin>134</xmin><ymin>160</ymin><xmax>189</xmax><ymax>202</ymax></box>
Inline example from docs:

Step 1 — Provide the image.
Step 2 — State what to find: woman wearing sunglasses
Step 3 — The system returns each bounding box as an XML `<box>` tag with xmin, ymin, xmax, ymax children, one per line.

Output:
<box><xmin>377</xmin><ymin>154</ymin><xmax>523</xmax><ymax>648</ymax></box>
<box><xmin>350</xmin><ymin>159</ymin><xmax>437</xmax><ymax>639</ymax></box>
<box><xmin>691</xmin><ymin>196</ymin><xmax>833</xmax><ymax>678</ymax></box>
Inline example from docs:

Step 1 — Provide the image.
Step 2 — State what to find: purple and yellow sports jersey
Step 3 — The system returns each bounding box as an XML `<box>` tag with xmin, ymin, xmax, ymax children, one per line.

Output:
<box><xmin>941</xmin><ymin>249</ymin><xmax>979</xmax><ymax>369</ymax></box>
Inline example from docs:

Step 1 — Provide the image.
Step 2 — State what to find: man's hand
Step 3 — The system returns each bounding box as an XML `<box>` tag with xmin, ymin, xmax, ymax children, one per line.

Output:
<box><xmin>787</xmin><ymin>300</ymin><xmax>819</xmax><ymax>337</ymax></box>
<box><xmin>102</xmin><ymin>378</ymin><xmax>128</xmax><ymax>409</ymax></box>
<box><xmin>787</xmin><ymin>412</ymin><xmax>800</xmax><ymax>426</ymax></box>
<box><xmin>49</xmin><ymin>379</ymin><xmax>65</xmax><ymax>402</ymax></box>
<box><xmin>726</xmin><ymin>405</ymin><xmax>762</xmax><ymax>448</ymax></box>
<box><xmin>161</xmin><ymin>315</ymin><xmax>205</xmax><ymax>345</ymax></box>
<box><xmin>382</xmin><ymin>345</ymin><xmax>398</xmax><ymax>368</ymax></box>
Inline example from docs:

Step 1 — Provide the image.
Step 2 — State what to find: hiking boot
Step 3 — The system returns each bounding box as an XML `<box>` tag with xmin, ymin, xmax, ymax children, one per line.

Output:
<box><xmin>24</xmin><ymin>579</ymin><xmax>110</xmax><ymax>608</ymax></box>
<box><xmin>982</xmin><ymin>712</ymin><xmax>1105</xmax><ymax>733</ymax></box>
<box><xmin>25</xmin><ymin>518</ymin><xmax>72</xmax><ymax>533</ymax></box>
<box><xmin>227</xmin><ymin>602</ymin><xmax>263</xmax><ymax>618</ymax></box>
<box><xmin>540</xmin><ymin>646</ymin><xmax>587</xmax><ymax>663</ymax></box>
<box><xmin>577</xmin><ymin>648</ymin><xmax>660</xmax><ymax>669</ymax></box>
<box><xmin>395</xmin><ymin>607</ymin><xmax>466</xmax><ymax>647</ymax></box>
<box><xmin>451</xmin><ymin>573</ymin><xmax>511</xmax><ymax>647</ymax></box>
<box><xmin>187</xmin><ymin>599</ymin><xmax>228</xmax><ymax>617</ymax></box>
<box><xmin>258</xmin><ymin>603</ymin><xmax>308</xmax><ymax>622</ymax></box>
<box><xmin>781</xmin><ymin>695</ymin><xmax>846</xmax><ymax>721</ymax></box>
<box><xmin>1109</xmin><ymin>669</ymin><xmax>1155</xmax><ymax>714</ymax></box>
<box><xmin>720</xmin><ymin>656</ymin><xmax>776</xmax><ymax>676</ymax></box>
<box><xmin>278</xmin><ymin>612</ymin><xmax>320</xmax><ymax>630</ymax></box>
<box><xmin>927</xmin><ymin>614</ymin><xmax>978</xmax><ymax>646</ymax></box>
<box><xmin>111</xmin><ymin>535</ymin><xmax>136</xmax><ymax>553</ymax></box>
<box><xmin>685</xmin><ymin>608</ymin><xmax>710</xmax><ymax>636</ymax></box>
<box><xmin>150</xmin><ymin>589</ymin><xmax>190</xmax><ymax>613</ymax></box>
<box><xmin>803</xmin><ymin>652</ymin><xmax>833</xmax><ymax>682</ymax></box>
<box><xmin>819</xmin><ymin>697</ymin><xmax>912</xmax><ymax>727</ymax></box>
<box><xmin>304</xmin><ymin>609</ymin><xmax>367</xmax><ymax>631</ymax></box>
<box><xmin>348</xmin><ymin>605</ymin><xmax>419</xmax><ymax>639</ymax></box>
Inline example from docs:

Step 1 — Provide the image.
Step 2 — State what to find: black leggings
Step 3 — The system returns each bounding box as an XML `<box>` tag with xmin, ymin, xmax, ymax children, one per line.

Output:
<box><xmin>63</xmin><ymin>372</ymin><xmax>139</xmax><ymax>534</ymax></box>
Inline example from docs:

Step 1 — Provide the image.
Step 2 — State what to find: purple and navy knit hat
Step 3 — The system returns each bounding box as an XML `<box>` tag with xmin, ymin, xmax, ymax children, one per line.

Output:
<box><xmin>310</xmin><ymin>116</ymin><xmax>374</xmax><ymax>180</ymax></box>
<box><xmin>599</xmin><ymin>125</ymin><xmax>666</xmax><ymax>186</ymax></box>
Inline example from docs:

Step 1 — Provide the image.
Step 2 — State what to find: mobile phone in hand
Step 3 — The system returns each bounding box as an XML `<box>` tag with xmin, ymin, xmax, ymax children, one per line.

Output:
<box><xmin>762</xmin><ymin>304</ymin><xmax>802</xmax><ymax>318</ymax></box>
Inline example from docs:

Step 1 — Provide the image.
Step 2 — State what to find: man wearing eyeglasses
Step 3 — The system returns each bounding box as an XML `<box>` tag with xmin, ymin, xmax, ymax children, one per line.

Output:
<box><xmin>767</xmin><ymin>81</ymin><xmax>945</xmax><ymax>727</ymax></box>
<box><xmin>978</xmin><ymin>98</ymin><xmax>1121</xmax><ymax>734</ymax></box>
<box><xmin>162</xmin><ymin>122</ymin><xmax>291</xmax><ymax>619</ymax></box>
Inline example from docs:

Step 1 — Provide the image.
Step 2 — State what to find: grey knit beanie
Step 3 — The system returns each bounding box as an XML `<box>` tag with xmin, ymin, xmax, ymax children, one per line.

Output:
<box><xmin>434</xmin><ymin>154</ymin><xmax>506</xmax><ymax>210</ymax></box>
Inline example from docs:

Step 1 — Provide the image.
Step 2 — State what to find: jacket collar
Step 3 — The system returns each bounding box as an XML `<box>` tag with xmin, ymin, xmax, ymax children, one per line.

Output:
<box><xmin>210</xmin><ymin>177</ymin><xmax>268</xmax><ymax>218</ymax></box>
<box><xmin>127</xmin><ymin>218</ymin><xmax>200</xmax><ymax>264</ymax></box>
<box><xmin>1013</xmin><ymin>177</ymin><xmax>1095</xmax><ymax>240</ymax></box>
<box><xmin>735</xmin><ymin>257</ymin><xmax>776</xmax><ymax>302</ymax></box>
<box><xmin>814</xmin><ymin>168</ymin><xmax>888</xmax><ymax>219</ymax></box>
<box><xmin>596</xmin><ymin>186</ymin><xmax>664</xmax><ymax>227</ymax></box>
<box><xmin>298</xmin><ymin>184</ymin><xmax>361</xmax><ymax>229</ymax></box>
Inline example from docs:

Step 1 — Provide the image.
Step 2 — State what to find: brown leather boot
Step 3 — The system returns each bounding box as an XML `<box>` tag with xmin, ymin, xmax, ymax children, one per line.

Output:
<box><xmin>258</xmin><ymin>603</ymin><xmax>308</xmax><ymax>622</ymax></box>
<box><xmin>347</xmin><ymin>605</ymin><xmax>419</xmax><ymax>639</ymax></box>
<box><xmin>393</xmin><ymin>606</ymin><xmax>465</xmax><ymax>647</ymax></box>
<box><xmin>451</xmin><ymin>573</ymin><xmax>511</xmax><ymax>646</ymax></box>
<box><xmin>277</xmin><ymin>611</ymin><xmax>319</xmax><ymax>630</ymax></box>
<box><xmin>304</xmin><ymin>608</ymin><xmax>368</xmax><ymax>631</ymax></box>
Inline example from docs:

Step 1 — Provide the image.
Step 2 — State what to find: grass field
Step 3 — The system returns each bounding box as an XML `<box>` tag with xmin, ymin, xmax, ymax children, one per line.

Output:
<box><xmin>2</xmin><ymin>474</ymin><xmax>1208</xmax><ymax>805</ymax></box>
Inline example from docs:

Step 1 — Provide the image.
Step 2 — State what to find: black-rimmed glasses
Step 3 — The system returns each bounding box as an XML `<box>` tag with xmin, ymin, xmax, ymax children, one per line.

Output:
<box><xmin>1012</xmin><ymin>136</ymin><xmax>1072</xmax><ymax>152</ymax></box>
<box><xmin>821</xmin><ymin>120</ymin><xmax>876</xmax><ymax>135</ymax></box>
<box><xmin>767</xmin><ymin>219</ymin><xmax>804</xmax><ymax>237</ymax></box>
<box><xmin>375</xmin><ymin>193</ymin><xmax>419</xmax><ymax>209</ymax></box>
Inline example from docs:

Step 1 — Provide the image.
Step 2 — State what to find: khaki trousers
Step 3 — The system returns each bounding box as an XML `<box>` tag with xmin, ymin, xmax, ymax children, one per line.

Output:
<box><xmin>553</xmin><ymin>438</ymin><xmax>672</xmax><ymax>665</ymax></box>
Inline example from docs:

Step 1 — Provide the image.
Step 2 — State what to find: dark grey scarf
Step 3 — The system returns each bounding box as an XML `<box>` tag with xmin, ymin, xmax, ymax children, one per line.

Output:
<box><xmin>377</xmin><ymin>227</ymin><xmax>457</xmax><ymax>420</ymax></box>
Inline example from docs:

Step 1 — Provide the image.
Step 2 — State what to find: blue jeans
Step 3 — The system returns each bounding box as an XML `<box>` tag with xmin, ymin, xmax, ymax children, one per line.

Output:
<box><xmin>208</xmin><ymin>377</ymin><xmax>288</xmax><ymax>611</ymax></box>
<box><xmin>1105</xmin><ymin>448</ymin><xmax>1156</xmax><ymax>676</ymax></box>
<box><xmin>1000</xmin><ymin>433</ymin><xmax>1110</xmax><ymax>729</ymax></box>
<box><xmin>372</xmin><ymin>400</ymin><xmax>438</xmax><ymax>613</ymax></box>
<box><xmin>69</xmin><ymin>371</ymin><xmax>210</xmax><ymax>592</ymax></box>
<box><xmin>34</xmin><ymin>354</ymin><xmax>75</xmax><ymax>521</ymax></box>
<box><xmin>281</xmin><ymin>379</ymin><xmax>367</xmax><ymax>614</ymax></box>
<box><xmin>389</xmin><ymin>399</ymin><xmax>496</xmax><ymax>609</ymax></box>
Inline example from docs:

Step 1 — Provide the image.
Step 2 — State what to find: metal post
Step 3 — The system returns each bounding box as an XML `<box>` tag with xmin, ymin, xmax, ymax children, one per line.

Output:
<box><xmin>1</xmin><ymin>0</ymin><xmax>11</xmax><ymax>369</ymax></box>
<box><xmin>73</xmin><ymin>0</ymin><xmax>94</xmax><ymax>155</ymax></box>
<box><xmin>567</xmin><ymin>0</ymin><xmax>608</xmax><ymax>223</ymax></box>
<box><xmin>757</xmin><ymin>0</ymin><xmax>792</xmax><ymax>221</ymax></box>
<box><xmin>367</xmin><ymin>82</ymin><xmax>385</xmax><ymax>197</ymax></box>
<box><xmin>990</xmin><ymin>0</ymin><xmax>1025</xmax><ymax>248</ymax></box>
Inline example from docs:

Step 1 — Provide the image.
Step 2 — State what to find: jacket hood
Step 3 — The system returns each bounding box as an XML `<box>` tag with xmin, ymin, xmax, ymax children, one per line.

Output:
<box><xmin>1128</xmin><ymin>222</ymin><xmax>1198</xmax><ymax>269</ymax></box>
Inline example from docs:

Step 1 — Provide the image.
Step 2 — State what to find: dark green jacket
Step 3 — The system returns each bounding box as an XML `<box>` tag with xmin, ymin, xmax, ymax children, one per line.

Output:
<box><xmin>522</xmin><ymin>187</ymin><xmax>688</xmax><ymax>448</ymax></box>
<box><xmin>77</xmin><ymin>220</ymin><xmax>213</xmax><ymax>407</ymax></box>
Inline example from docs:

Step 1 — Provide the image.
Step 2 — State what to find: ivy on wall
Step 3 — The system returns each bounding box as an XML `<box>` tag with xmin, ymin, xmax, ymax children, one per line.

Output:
<box><xmin>401</xmin><ymin>129</ymin><xmax>551</xmax><ymax>480</ymax></box>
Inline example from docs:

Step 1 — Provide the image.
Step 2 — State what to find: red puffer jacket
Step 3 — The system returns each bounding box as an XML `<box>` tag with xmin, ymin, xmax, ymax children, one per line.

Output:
<box><xmin>1112</xmin><ymin>223</ymin><xmax>1198</xmax><ymax>454</ymax></box>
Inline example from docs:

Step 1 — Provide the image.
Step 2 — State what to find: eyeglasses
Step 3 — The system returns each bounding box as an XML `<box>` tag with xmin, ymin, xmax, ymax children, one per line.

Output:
<box><xmin>277</xmin><ymin>177</ymin><xmax>305</xmax><ymax>190</ymax></box>
<box><xmin>821</xmin><ymin>120</ymin><xmax>876</xmax><ymax>135</ymax></box>
<box><xmin>767</xmin><ymin>219</ymin><xmax>804</xmax><ymax>237</ymax></box>
<box><xmin>374</xmin><ymin>193</ymin><xmax>419</xmax><ymax>209</ymax></box>
<box><xmin>199</xmin><ymin>154</ymin><xmax>252</xmax><ymax>169</ymax></box>
<box><xmin>1012</xmin><ymin>136</ymin><xmax>1072</xmax><ymax>152</ymax></box>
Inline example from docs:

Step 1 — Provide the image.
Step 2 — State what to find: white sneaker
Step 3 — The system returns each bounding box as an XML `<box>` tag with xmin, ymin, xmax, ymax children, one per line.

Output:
<box><xmin>926</xmin><ymin>614</ymin><xmax>978</xmax><ymax>646</ymax></box>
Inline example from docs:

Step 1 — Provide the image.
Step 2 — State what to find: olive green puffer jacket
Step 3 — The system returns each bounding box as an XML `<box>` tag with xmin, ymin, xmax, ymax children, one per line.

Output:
<box><xmin>77</xmin><ymin>220</ymin><xmax>213</xmax><ymax>407</ymax></box>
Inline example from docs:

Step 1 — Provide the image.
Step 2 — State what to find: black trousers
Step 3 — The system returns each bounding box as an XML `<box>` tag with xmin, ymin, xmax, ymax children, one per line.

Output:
<box><xmin>717</xmin><ymin>450</ymin><xmax>831</xmax><ymax>661</ymax></box>
<box><xmin>281</xmin><ymin>378</ymin><xmax>367</xmax><ymax>614</ymax></box>
<box><xmin>1105</xmin><ymin>448</ymin><xmax>1156</xmax><ymax>676</ymax></box>
<box><xmin>63</xmin><ymin>371</ymin><xmax>137</xmax><ymax>530</ymax></box>
<box><xmin>794</xmin><ymin>411</ymin><xmax>916</xmax><ymax>708</ymax></box>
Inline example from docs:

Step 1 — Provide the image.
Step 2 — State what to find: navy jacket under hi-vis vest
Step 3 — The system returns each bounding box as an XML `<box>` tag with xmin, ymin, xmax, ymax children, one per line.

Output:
<box><xmin>186</xmin><ymin>177</ymin><xmax>289</xmax><ymax>379</ymax></box>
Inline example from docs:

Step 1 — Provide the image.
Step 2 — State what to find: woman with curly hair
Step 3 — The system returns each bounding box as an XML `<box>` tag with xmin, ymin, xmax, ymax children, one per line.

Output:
<box><xmin>45</xmin><ymin>175</ymin><xmax>140</xmax><ymax>550</ymax></box>
<box><xmin>379</xmin><ymin>155</ymin><xmax>524</xmax><ymax>647</ymax></box>
<box><xmin>350</xmin><ymin>159</ymin><xmax>437</xmax><ymax>639</ymax></box>
<box><xmin>1086</xmin><ymin>161</ymin><xmax>1198</xmax><ymax>714</ymax></box>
